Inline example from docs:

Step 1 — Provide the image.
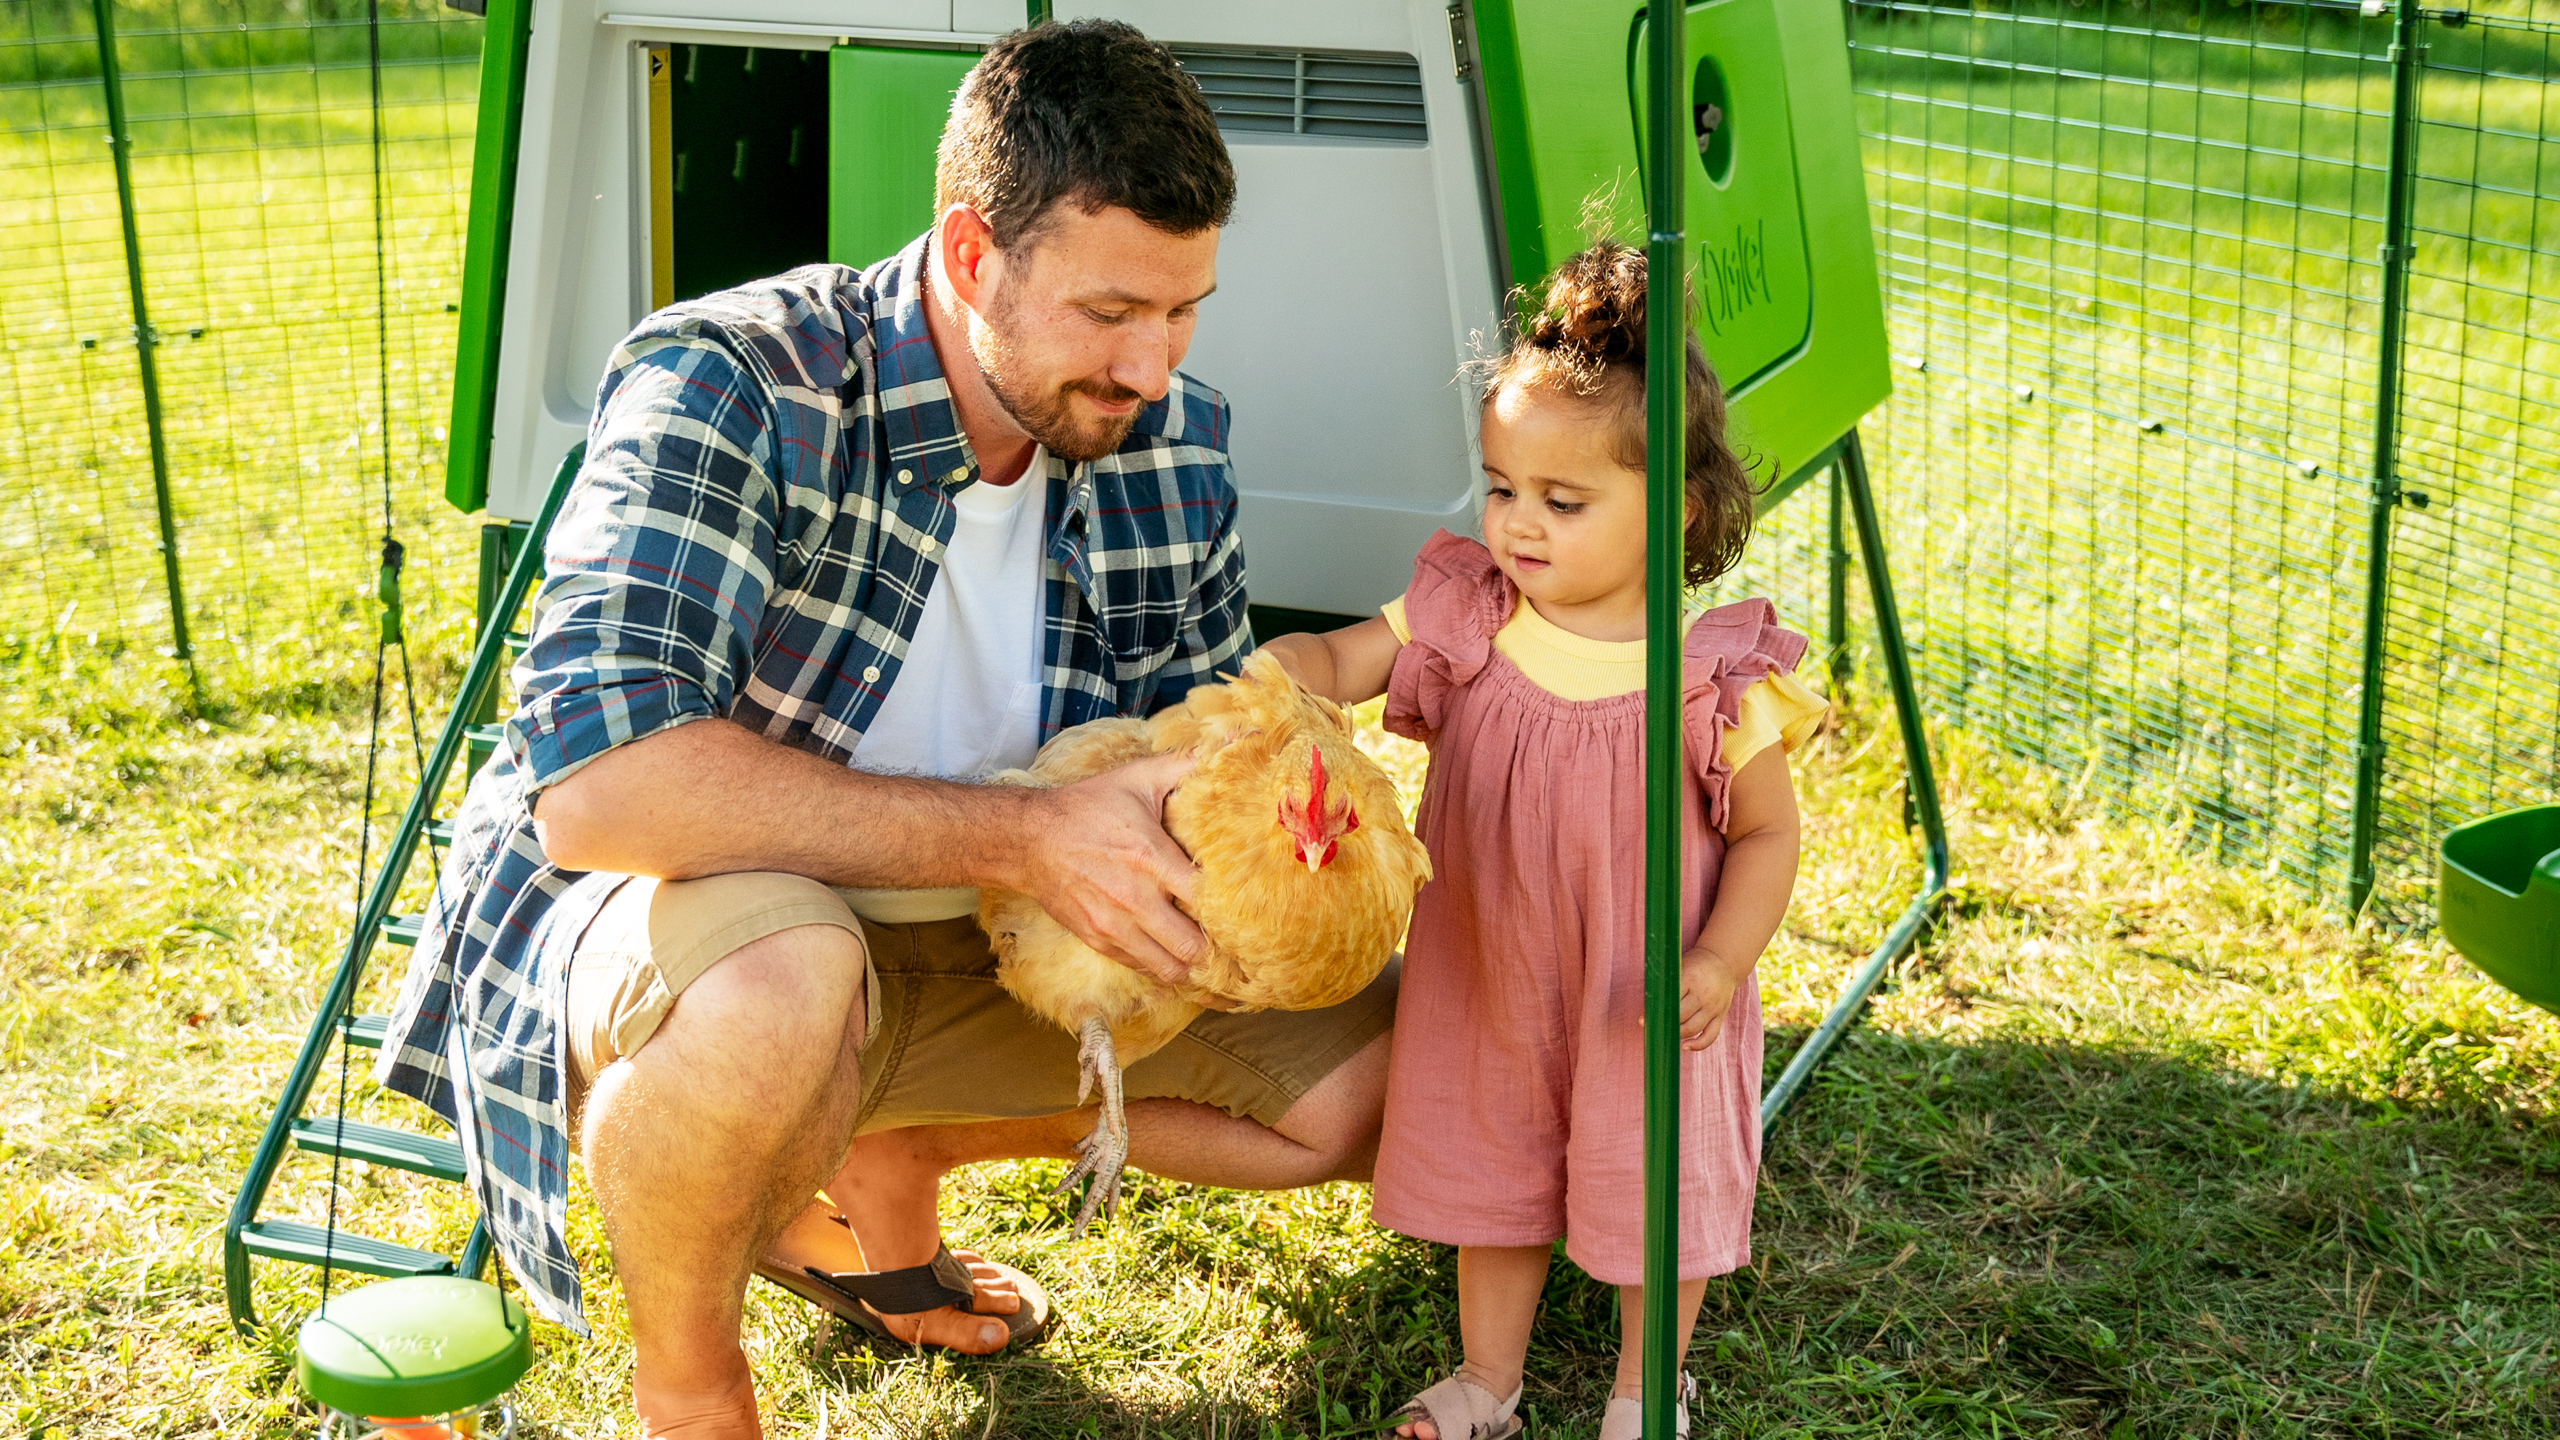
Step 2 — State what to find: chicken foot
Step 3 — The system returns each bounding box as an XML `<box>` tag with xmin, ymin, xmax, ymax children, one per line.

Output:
<box><xmin>1055</xmin><ymin>1017</ymin><xmax>1130</xmax><ymax>1235</ymax></box>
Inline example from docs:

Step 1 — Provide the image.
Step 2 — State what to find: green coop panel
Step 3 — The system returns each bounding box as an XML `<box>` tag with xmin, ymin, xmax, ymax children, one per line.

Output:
<box><xmin>830</xmin><ymin>45</ymin><xmax>979</xmax><ymax>272</ymax></box>
<box><xmin>1477</xmin><ymin>0</ymin><xmax>1892</xmax><ymax>491</ymax></box>
<box><xmin>1630</xmin><ymin>0</ymin><xmax>1813</xmax><ymax>396</ymax></box>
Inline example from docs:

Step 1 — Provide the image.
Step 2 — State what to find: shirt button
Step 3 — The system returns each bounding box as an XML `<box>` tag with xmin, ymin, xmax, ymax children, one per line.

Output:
<box><xmin>896</xmin><ymin>468</ymin><xmax>913</xmax><ymax>485</ymax></box>
<box><xmin>920</xmin><ymin>538</ymin><xmax>939</xmax><ymax>556</ymax></box>
<box><xmin>863</xmin><ymin>665</ymin><xmax>882</xmax><ymax>683</ymax></box>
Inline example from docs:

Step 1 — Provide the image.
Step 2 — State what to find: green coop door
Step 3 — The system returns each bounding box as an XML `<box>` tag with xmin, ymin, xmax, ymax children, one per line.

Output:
<box><xmin>830</xmin><ymin>45</ymin><xmax>978</xmax><ymax>271</ymax></box>
<box><xmin>1630</xmin><ymin>0</ymin><xmax>1815</xmax><ymax>394</ymax></box>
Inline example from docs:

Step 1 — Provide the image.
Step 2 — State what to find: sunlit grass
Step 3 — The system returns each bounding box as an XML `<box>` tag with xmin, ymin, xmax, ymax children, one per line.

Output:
<box><xmin>5</xmin><ymin>659</ymin><xmax>2555</xmax><ymax>1437</ymax></box>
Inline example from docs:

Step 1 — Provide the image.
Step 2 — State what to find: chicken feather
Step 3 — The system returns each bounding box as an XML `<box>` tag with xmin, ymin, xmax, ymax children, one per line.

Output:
<box><xmin>977</xmin><ymin>653</ymin><xmax>1432</xmax><ymax>1231</ymax></box>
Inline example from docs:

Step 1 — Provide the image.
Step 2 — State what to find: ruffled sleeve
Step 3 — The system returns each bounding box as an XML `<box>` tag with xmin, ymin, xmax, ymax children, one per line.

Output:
<box><xmin>1683</xmin><ymin>598</ymin><xmax>1817</xmax><ymax>831</ymax></box>
<box><xmin>1382</xmin><ymin>530</ymin><xmax>1513</xmax><ymax>747</ymax></box>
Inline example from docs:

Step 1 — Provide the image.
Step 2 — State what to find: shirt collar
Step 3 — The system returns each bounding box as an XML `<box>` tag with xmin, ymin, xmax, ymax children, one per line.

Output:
<box><xmin>871</xmin><ymin>231</ymin><xmax>1104</xmax><ymax>506</ymax></box>
<box><xmin>872</xmin><ymin>233</ymin><xmax>977</xmax><ymax>491</ymax></box>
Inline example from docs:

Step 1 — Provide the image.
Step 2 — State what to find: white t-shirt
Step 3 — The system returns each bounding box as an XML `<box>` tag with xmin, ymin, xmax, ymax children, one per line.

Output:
<box><xmin>850</xmin><ymin>447</ymin><xmax>1049</xmax><ymax>783</ymax></box>
<box><xmin>837</xmin><ymin>448</ymin><xmax>1050</xmax><ymax>924</ymax></box>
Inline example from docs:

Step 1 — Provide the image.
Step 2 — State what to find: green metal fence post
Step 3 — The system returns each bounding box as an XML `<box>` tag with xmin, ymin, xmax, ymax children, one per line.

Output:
<box><xmin>445</xmin><ymin>0</ymin><xmax>537</xmax><ymax>513</ymax></box>
<box><xmin>2346</xmin><ymin>0</ymin><xmax>2424</xmax><ymax>916</ymax></box>
<box><xmin>1759</xmin><ymin>430</ymin><xmax>1951</xmax><ymax>1128</ymax></box>
<box><xmin>1827</xmin><ymin>459</ymin><xmax>1849</xmax><ymax>695</ymax></box>
<box><xmin>90</xmin><ymin>0</ymin><xmax>193</xmax><ymax>676</ymax></box>
<box><xmin>1639</xmin><ymin>2</ymin><xmax>1685</xmax><ymax>1432</ymax></box>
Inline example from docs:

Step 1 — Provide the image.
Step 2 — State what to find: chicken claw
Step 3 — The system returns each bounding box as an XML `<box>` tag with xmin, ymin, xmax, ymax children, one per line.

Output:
<box><xmin>1055</xmin><ymin>1018</ymin><xmax>1130</xmax><ymax>1235</ymax></box>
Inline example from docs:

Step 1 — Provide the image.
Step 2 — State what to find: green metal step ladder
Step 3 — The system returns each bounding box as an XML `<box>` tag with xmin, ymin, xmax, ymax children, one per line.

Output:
<box><xmin>223</xmin><ymin>448</ymin><xmax>581</xmax><ymax>1335</ymax></box>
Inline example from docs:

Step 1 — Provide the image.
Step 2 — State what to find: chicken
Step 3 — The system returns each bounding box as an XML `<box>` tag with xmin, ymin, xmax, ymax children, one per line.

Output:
<box><xmin>978</xmin><ymin>651</ymin><xmax>1432</xmax><ymax>1231</ymax></box>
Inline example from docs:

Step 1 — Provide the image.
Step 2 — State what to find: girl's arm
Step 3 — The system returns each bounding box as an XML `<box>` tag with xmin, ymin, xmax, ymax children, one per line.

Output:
<box><xmin>1259</xmin><ymin>615</ymin><xmax>1405</xmax><ymax>705</ymax></box>
<box><xmin>1680</xmin><ymin>744</ymin><xmax>1803</xmax><ymax>1050</ymax></box>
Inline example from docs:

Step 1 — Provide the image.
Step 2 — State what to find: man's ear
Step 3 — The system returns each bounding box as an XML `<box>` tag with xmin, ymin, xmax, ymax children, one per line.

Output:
<box><xmin>936</xmin><ymin>204</ymin><xmax>999</xmax><ymax>313</ymax></box>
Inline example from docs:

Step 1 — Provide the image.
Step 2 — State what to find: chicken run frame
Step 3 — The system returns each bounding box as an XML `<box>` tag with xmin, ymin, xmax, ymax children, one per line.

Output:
<box><xmin>212</xmin><ymin>2</ymin><xmax>1952</xmax><ymax>1430</ymax></box>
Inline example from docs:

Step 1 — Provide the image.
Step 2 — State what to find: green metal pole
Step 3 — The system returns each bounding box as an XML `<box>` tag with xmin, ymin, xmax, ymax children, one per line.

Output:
<box><xmin>1640</xmin><ymin>2</ymin><xmax>1686</xmax><ymax>1434</ymax></box>
<box><xmin>223</xmin><ymin>444</ymin><xmax>582</xmax><ymax>1335</ymax></box>
<box><xmin>90</xmin><ymin>0</ymin><xmax>193</xmax><ymax>673</ymax></box>
<box><xmin>445</xmin><ymin>0</ymin><xmax>537</xmax><ymax>513</ymax></box>
<box><xmin>1759</xmin><ymin>431</ymin><xmax>1951</xmax><ymax>1130</ymax></box>
<box><xmin>1827</xmin><ymin>459</ymin><xmax>1849</xmax><ymax>695</ymax></box>
<box><xmin>2346</xmin><ymin>0</ymin><xmax>2422</xmax><ymax>916</ymax></box>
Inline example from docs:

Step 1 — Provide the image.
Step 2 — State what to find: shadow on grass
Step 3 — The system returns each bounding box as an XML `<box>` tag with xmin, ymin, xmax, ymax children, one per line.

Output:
<box><xmin>866</xmin><ymin>1022</ymin><xmax>2559</xmax><ymax>1440</ymax></box>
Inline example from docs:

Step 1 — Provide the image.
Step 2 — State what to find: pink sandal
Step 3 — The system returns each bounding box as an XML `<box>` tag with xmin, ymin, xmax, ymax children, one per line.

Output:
<box><xmin>1597</xmin><ymin>1372</ymin><xmax>1694</xmax><ymax>1440</ymax></box>
<box><xmin>1389</xmin><ymin>1373</ymin><xmax>1524</xmax><ymax>1439</ymax></box>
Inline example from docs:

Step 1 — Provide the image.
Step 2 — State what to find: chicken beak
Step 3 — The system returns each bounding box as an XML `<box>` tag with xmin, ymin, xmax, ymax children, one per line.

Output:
<box><xmin>1305</xmin><ymin>846</ymin><xmax>1324</xmax><ymax>876</ymax></box>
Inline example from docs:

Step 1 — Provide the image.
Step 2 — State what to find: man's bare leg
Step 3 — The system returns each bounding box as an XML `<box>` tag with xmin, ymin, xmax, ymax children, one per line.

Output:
<box><xmin>771</xmin><ymin>1030</ymin><xmax>1390</xmax><ymax>1352</ymax></box>
<box><xmin>581</xmin><ymin>922</ymin><xmax>869</xmax><ymax>1438</ymax></box>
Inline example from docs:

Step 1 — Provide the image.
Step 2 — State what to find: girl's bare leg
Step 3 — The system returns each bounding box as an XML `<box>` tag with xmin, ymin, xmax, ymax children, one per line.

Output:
<box><xmin>1395</xmin><ymin>1243</ymin><xmax>1552</xmax><ymax>1440</ymax></box>
<box><xmin>1611</xmin><ymin>1277</ymin><xmax>1711</xmax><ymax>1399</ymax></box>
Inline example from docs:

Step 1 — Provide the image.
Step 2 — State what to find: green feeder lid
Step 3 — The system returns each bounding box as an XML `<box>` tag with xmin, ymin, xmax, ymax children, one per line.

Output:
<box><xmin>297</xmin><ymin>1276</ymin><xmax>532</xmax><ymax>1418</ymax></box>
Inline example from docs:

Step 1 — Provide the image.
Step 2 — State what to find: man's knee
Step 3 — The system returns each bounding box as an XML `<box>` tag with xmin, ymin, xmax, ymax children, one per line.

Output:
<box><xmin>656</xmin><ymin>923</ymin><xmax>869</xmax><ymax>1080</ymax></box>
<box><xmin>1276</xmin><ymin>1030</ymin><xmax>1392</xmax><ymax>1180</ymax></box>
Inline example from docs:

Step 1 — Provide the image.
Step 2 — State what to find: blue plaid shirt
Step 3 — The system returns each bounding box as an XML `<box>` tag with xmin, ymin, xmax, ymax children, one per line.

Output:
<box><xmin>376</xmin><ymin>237</ymin><xmax>1252</xmax><ymax>1330</ymax></box>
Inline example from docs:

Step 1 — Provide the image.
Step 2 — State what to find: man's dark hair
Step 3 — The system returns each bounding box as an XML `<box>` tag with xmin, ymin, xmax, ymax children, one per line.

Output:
<box><xmin>935</xmin><ymin>19</ymin><xmax>1235</xmax><ymax>253</ymax></box>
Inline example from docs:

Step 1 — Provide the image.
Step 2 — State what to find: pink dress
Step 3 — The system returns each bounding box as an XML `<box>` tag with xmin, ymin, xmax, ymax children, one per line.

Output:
<box><xmin>1368</xmin><ymin>532</ymin><xmax>1807</xmax><ymax>1284</ymax></box>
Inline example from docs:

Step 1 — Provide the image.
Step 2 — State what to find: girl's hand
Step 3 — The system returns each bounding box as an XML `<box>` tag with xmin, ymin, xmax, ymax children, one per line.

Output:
<box><xmin>1678</xmin><ymin>946</ymin><xmax>1751</xmax><ymax>1051</ymax></box>
<box><xmin>1257</xmin><ymin>615</ymin><xmax>1403</xmax><ymax>705</ymax></box>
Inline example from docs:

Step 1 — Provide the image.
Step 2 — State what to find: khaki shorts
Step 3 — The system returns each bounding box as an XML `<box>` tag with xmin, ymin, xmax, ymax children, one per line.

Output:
<box><xmin>564</xmin><ymin>871</ymin><xmax>1398</xmax><ymax>1134</ymax></box>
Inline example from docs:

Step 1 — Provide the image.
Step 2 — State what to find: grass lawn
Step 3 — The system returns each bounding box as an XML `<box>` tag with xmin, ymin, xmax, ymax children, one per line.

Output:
<box><xmin>5</xmin><ymin>646</ymin><xmax>2556</xmax><ymax>1438</ymax></box>
<box><xmin>4</xmin><ymin>8</ymin><xmax>2559</xmax><ymax>1433</ymax></box>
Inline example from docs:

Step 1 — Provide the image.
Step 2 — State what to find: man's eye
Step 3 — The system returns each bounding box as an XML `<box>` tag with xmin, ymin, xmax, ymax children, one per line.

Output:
<box><xmin>1085</xmin><ymin>308</ymin><xmax>1127</xmax><ymax>325</ymax></box>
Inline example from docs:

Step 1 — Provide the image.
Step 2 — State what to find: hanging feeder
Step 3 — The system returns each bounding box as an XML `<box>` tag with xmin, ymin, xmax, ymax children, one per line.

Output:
<box><xmin>2438</xmin><ymin>804</ymin><xmax>2560</xmax><ymax>1016</ymax></box>
<box><xmin>298</xmin><ymin>1276</ymin><xmax>532</xmax><ymax>1439</ymax></box>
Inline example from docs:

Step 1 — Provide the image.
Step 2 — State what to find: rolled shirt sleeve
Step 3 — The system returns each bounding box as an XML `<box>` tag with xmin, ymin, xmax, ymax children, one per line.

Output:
<box><xmin>506</xmin><ymin>333</ymin><xmax>782</xmax><ymax>795</ymax></box>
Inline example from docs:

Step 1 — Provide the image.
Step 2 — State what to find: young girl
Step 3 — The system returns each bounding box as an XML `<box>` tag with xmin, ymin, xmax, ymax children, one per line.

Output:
<box><xmin>1263</xmin><ymin>241</ymin><xmax>1825</xmax><ymax>1439</ymax></box>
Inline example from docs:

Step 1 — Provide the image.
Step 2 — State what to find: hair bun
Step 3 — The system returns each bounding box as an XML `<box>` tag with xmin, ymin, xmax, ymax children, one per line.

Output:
<box><xmin>1526</xmin><ymin>239</ymin><xmax>1646</xmax><ymax>369</ymax></box>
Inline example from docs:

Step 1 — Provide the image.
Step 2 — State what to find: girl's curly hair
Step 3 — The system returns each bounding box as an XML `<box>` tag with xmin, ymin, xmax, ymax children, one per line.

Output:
<box><xmin>1475</xmin><ymin>240</ymin><xmax>1762</xmax><ymax>587</ymax></box>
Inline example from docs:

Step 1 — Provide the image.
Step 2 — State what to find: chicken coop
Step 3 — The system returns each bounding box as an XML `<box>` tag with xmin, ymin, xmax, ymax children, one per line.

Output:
<box><xmin>223</xmin><ymin>3</ymin><xmax>1951</xmax><ymax>1406</ymax></box>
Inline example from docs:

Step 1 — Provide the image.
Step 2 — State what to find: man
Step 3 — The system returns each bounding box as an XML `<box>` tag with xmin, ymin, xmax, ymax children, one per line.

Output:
<box><xmin>378</xmin><ymin>21</ymin><xmax>1396</xmax><ymax>1437</ymax></box>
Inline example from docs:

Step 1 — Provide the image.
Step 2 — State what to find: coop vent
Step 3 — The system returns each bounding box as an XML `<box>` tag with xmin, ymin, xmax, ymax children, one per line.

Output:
<box><xmin>1170</xmin><ymin>47</ymin><xmax>1428</xmax><ymax>144</ymax></box>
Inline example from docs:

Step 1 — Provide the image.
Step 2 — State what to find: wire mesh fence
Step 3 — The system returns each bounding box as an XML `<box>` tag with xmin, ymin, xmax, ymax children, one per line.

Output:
<box><xmin>0</xmin><ymin>0</ymin><xmax>483</xmax><ymax>700</ymax></box>
<box><xmin>1829</xmin><ymin>0</ymin><xmax>2560</xmax><ymax>923</ymax></box>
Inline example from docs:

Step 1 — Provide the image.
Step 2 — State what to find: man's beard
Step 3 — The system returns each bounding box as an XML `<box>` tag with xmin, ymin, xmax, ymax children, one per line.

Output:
<box><xmin>975</xmin><ymin>289</ymin><xmax>1146</xmax><ymax>464</ymax></box>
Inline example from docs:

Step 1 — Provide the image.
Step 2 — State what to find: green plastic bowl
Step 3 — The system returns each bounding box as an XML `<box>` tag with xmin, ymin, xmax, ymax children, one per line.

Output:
<box><xmin>297</xmin><ymin>1276</ymin><xmax>531</xmax><ymax>1423</ymax></box>
<box><xmin>2438</xmin><ymin>804</ymin><xmax>2560</xmax><ymax>1017</ymax></box>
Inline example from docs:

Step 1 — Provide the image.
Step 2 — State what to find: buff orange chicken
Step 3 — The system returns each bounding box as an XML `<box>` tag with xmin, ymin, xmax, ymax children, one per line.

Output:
<box><xmin>978</xmin><ymin>651</ymin><xmax>1431</xmax><ymax>1231</ymax></box>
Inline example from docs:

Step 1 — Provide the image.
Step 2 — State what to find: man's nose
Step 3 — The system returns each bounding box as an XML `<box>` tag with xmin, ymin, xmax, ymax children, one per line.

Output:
<box><xmin>1109</xmin><ymin>318</ymin><xmax>1174</xmax><ymax>403</ymax></box>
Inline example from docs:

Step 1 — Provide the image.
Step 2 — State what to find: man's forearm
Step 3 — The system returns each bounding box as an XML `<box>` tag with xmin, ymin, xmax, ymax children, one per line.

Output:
<box><xmin>532</xmin><ymin>717</ymin><xmax>1044</xmax><ymax>890</ymax></box>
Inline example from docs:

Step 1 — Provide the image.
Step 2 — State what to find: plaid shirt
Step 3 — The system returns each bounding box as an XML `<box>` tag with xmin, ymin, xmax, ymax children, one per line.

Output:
<box><xmin>376</xmin><ymin>237</ymin><xmax>1251</xmax><ymax>1331</ymax></box>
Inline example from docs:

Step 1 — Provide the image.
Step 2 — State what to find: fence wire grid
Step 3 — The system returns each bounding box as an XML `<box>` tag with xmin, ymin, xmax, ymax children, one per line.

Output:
<box><xmin>1753</xmin><ymin>0</ymin><xmax>2560</xmax><ymax>924</ymax></box>
<box><xmin>0</xmin><ymin>0</ymin><xmax>482</xmax><ymax>693</ymax></box>
<box><xmin>2</xmin><ymin>0</ymin><xmax>2553</xmax><ymax>923</ymax></box>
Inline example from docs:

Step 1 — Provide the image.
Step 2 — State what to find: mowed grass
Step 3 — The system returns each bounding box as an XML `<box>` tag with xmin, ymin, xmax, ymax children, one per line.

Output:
<box><xmin>5</xmin><ymin>643</ymin><xmax>2557</xmax><ymax>1439</ymax></box>
<box><xmin>5</xmin><ymin>11</ymin><xmax>2560</xmax><ymax>1434</ymax></box>
<box><xmin>1840</xmin><ymin>5</ymin><xmax>2560</xmax><ymax>915</ymax></box>
<box><xmin>0</xmin><ymin>29</ymin><xmax>481</xmax><ymax>694</ymax></box>
<box><xmin>6</xmin><ymin>4</ymin><xmax>2557</xmax><ymax>913</ymax></box>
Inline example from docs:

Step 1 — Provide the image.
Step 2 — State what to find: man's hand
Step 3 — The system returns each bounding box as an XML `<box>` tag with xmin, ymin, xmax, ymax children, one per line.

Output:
<box><xmin>1017</xmin><ymin>751</ymin><xmax>1206</xmax><ymax>986</ymax></box>
<box><xmin>1678</xmin><ymin>945</ymin><xmax>1753</xmax><ymax>1052</ymax></box>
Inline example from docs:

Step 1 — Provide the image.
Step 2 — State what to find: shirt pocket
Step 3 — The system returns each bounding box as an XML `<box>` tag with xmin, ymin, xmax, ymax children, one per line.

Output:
<box><xmin>1099</xmin><ymin>583</ymin><xmax>1184</xmax><ymax>684</ymax></box>
<box><xmin>970</xmin><ymin>680</ymin><xmax>1048</xmax><ymax>777</ymax></box>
